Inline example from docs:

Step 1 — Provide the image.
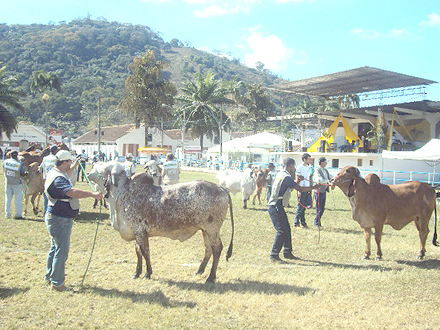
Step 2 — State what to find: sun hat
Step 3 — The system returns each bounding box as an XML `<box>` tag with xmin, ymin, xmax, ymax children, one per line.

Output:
<box><xmin>56</xmin><ymin>150</ymin><xmax>75</xmax><ymax>162</ymax></box>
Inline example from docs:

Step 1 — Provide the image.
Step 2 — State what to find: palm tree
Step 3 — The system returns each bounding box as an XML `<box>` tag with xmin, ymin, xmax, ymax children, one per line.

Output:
<box><xmin>30</xmin><ymin>70</ymin><xmax>62</xmax><ymax>93</ymax></box>
<box><xmin>177</xmin><ymin>73</ymin><xmax>233</xmax><ymax>152</ymax></box>
<box><xmin>0</xmin><ymin>65</ymin><xmax>26</xmax><ymax>138</ymax></box>
<box><xmin>334</xmin><ymin>94</ymin><xmax>360</xmax><ymax>110</ymax></box>
<box><xmin>238</xmin><ymin>82</ymin><xmax>274</xmax><ymax>134</ymax></box>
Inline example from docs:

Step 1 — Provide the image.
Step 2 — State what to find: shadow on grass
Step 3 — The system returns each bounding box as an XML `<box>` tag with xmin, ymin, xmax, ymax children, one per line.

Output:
<box><xmin>301</xmin><ymin>259</ymin><xmax>399</xmax><ymax>272</ymax></box>
<box><xmin>245</xmin><ymin>207</ymin><xmax>268</xmax><ymax>212</ymax></box>
<box><xmin>396</xmin><ymin>259</ymin><xmax>440</xmax><ymax>269</ymax></box>
<box><xmin>21</xmin><ymin>217</ymin><xmax>44</xmax><ymax>222</ymax></box>
<box><xmin>75</xmin><ymin>212</ymin><xmax>110</xmax><ymax>222</ymax></box>
<box><xmin>78</xmin><ymin>285</ymin><xmax>196</xmax><ymax>308</ymax></box>
<box><xmin>0</xmin><ymin>286</ymin><xmax>29</xmax><ymax>299</ymax></box>
<box><xmin>164</xmin><ymin>279</ymin><xmax>315</xmax><ymax>296</ymax></box>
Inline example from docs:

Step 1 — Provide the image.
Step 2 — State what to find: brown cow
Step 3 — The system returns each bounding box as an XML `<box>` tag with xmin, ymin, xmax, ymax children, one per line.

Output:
<box><xmin>88</xmin><ymin>161</ymin><xmax>234</xmax><ymax>283</ymax></box>
<box><xmin>252</xmin><ymin>168</ymin><xmax>269</xmax><ymax>205</ymax></box>
<box><xmin>22</xmin><ymin>162</ymin><xmax>44</xmax><ymax>215</ymax></box>
<box><xmin>332</xmin><ymin>166</ymin><xmax>438</xmax><ymax>260</ymax></box>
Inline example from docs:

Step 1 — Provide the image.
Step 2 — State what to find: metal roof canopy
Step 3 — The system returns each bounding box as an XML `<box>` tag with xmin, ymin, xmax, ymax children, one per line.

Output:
<box><xmin>268</xmin><ymin>66</ymin><xmax>437</xmax><ymax>98</ymax></box>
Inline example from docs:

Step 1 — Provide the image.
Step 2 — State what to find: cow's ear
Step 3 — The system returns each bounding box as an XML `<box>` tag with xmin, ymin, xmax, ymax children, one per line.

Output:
<box><xmin>347</xmin><ymin>180</ymin><xmax>356</xmax><ymax>197</ymax></box>
<box><xmin>354</xmin><ymin>168</ymin><xmax>361</xmax><ymax>178</ymax></box>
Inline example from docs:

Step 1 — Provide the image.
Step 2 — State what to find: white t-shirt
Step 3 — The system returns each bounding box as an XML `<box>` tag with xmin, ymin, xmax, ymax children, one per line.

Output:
<box><xmin>296</xmin><ymin>163</ymin><xmax>311</xmax><ymax>187</ymax></box>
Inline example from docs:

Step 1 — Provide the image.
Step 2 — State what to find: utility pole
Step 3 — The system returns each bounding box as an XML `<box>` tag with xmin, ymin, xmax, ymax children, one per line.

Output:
<box><xmin>98</xmin><ymin>97</ymin><xmax>101</xmax><ymax>157</ymax></box>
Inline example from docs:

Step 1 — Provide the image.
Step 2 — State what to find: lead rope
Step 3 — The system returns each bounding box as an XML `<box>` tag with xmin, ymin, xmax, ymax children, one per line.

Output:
<box><xmin>78</xmin><ymin>161</ymin><xmax>102</xmax><ymax>287</ymax></box>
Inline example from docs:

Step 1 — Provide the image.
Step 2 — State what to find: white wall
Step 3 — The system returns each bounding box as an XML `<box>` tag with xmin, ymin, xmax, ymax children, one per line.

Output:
<box><xmin>1</xmin><ymin>124</ymin><xmax>46</xmax><ymax>151</ymax></box>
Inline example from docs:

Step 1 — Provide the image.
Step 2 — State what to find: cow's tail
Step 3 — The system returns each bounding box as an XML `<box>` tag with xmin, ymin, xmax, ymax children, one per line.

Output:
<box><xmin>433</xmin><ymin>204</ymin><xmax>438</xmax><ymax>247</ymax></box>
<box><xmin>226</xmin><ymin>193</ymin><xmax>234</xmax><ymax>261</ymax></box>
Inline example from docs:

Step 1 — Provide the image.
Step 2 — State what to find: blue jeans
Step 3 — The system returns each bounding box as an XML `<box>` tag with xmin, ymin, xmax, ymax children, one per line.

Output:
<box><xmin>266</xmin><ymin>186</ymin><xmax>272</xmax><ymax>203</ymax></box>
<box><xmin>5</xmin><ymin>184</ymin><xmax>23</xmax><ymax>218</ymax></box>
<box><xmin>294</xmin><ymin>191</ymin><xmax>312</xmax><ymax>226</ymax></box>
<box><xmin>314</xmin><ymin>191</ymin><xmax>327</xmax><ymax>226</ymax></box>
<box><xmin>45</xmin><ymin>213</ymin><xmax>73</xmax><ymax>286</ymax></box>
<box><xmin>268</xmin><ymin>205</ymin><xmax>292</xmax><ymax>257</ymax></box>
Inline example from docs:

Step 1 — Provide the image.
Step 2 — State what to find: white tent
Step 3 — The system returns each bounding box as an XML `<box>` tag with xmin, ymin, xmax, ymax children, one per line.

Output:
<box><xmin>382</xmin><ymin>139</ymin><xmax>440</xmax><ymax>161</ymax></box>
<box><xmin>208</xmin><ymin>131</ymin><xmax>298</xmax><ymax>153</ymax></box>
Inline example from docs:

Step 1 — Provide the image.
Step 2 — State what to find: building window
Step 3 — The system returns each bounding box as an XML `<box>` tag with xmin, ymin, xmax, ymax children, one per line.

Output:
<box><xmin>370</xmin><ymin>160</ymin><xmax>374</xmax><ymax>166</ymax></box>
<box><xmin>332</xmin><ymin>159</ymin><xmax>339</xmax><ymax>168</ymax></box>
<box><xmin>357</xmin><ymin>159</ymin><xmax>362</xmax><ymax>167</ymax></box>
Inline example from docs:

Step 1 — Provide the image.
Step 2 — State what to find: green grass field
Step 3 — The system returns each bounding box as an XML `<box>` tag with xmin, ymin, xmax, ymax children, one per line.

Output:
<box><xmin>1</xmin><ymin>165</ymin><xmax>440</xmax><ymax>329</ymax></box>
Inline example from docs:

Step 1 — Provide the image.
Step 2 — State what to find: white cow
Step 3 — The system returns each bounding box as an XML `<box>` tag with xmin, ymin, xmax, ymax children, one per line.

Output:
<box><xmin>217</xmin><ymin>167</ymin><xmax>257</xmax><ymax>209</ymax></box>
<box><xmin>144</xmin><ymin>160</ymin><xmax>162</xmax><ymax>185</ymax></box>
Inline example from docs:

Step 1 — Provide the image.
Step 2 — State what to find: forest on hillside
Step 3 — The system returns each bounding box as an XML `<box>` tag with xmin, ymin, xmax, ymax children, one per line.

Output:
<box><xmin>1</xmin><ymin>17</ymin><xmax>300</xmax><ymax>137</ymax></box>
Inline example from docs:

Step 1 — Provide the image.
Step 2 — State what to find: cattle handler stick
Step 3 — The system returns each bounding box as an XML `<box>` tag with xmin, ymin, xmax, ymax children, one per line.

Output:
<box><xmin>77</xmin><ymin>161</ymin><xmax>102</xmax><ymax>287</ymax></box>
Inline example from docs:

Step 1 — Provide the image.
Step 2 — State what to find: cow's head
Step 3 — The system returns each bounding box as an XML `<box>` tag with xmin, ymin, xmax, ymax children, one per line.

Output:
<box><xmin>88</xmin><ymin>161</ymin><xmax>128</xmax><ymax>196</ymax></box>
<box><xmin>332</xmin><ymin>166</ymin><xmax>361</xmax><ymax>197</ymax></box>
<box><xmin>144</xmin><ymin>160</ymin><xmax>162</xmax><ymax>177</ymax></box>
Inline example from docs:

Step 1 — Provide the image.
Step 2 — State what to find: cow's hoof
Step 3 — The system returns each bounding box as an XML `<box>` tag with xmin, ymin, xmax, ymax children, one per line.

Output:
<box><xmin>417</xmin><ymin>254</ymin><xmax>424</xmax><ymax>260</ymax></box>
<box><xmin>143</xmin><ymin>274</ymin><xmax>151</xmax><ymax>280</ymax></box>
<box><xmin>375</xmin><ymin>256</ymin><xmax>383</xmax><ymax>261</ymax></box>
<box><xmin>361</xmin><ymin>255</ymin><xmax>370</xmax><ymax>260</ymax></box>
<box><xmin>205</xmin><ymin>277</ymin><xmax>216</xmax><ymax>284</ymax></box>
<box><xmin>132</xmin><ymin>273</ymin><xmax>140</xmax><ymax>279</ymax></box>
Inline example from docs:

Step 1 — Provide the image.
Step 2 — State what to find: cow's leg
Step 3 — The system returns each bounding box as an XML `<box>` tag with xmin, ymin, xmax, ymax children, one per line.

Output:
<box><xmin>206</xmin><ymin>233</ymin><xmax>223</xmax><ymax>283</ymax></box>
<box><xmin>243</xmin><ymin>197</ymin><xmax>248</xmax><ymax>209</ymax></box>
<box><xmin>362</xmin><ymin>228</ymin><xmax>372</xmax><ymax>259</ymax></box>
<box><xmin>24</xmin><ymin>195</ymin><xmax>29</xmax><ymax>215</ymax></box>
<box><xmin>132</xmin><ymin>243</ymin><xmax>143</xmax><ymax>279</ymax></box>
<box><xmin>35</xmin><ymin>193</ymin><xmax>41</xmax><ymax>214</ymax></box>
<box><xmin>196</xmin><ymin>231</ymin><xmax>213</xmax><ymax>275</ymax></box>
<box><xmin>252</xmin><ymin>192</ymin><xmax>257</xmax><ymax>205</ymax></box>
<box><xmin>415</xmin><ymin>216</ymin><xmax>429</xmax><ymax>260</ymax></box>
<box><xmin>31</xmin><ymin>193</ymin><xmax>38</xmax><ymax>215</ymax></box>
<box><xmin>374</xmin><ymin>225</ymin><xmax>384</xmax><ymax>260</ymax></box>
<box><xmin>136</xmin><ymin>233</ymin><xmax>153</xmax><ymax>279</ymax></box>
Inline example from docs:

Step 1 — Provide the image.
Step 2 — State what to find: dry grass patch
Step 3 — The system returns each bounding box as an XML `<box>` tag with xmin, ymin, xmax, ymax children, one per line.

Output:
<box><xmin>1</xmin><ymin>164</ymin><xmax>440</xmax><ymax>329</ymax></box>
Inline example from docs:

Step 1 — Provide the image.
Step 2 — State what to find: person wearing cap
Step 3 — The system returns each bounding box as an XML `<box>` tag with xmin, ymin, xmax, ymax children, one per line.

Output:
<box><xmin>162</xmin><ymin>153</ymin><xmax>180</xmax><ymax>185</ymax></box>
<box><xmin>40</xmin><ymin>145</ymin><xmax>59</xmax><ymax>214</ymax></box>
<box><xmin>312</xmin><ymin>157</ymin><xmax>333</xmax><ymax>229</ymax></box>
<box><xmin>294</xmin><ymin>153</ymin><xmax>314</xmax><ymax>228</ymax></box>
<box><xmin>124</xmin><ymin>153</ymin><xmax>136</xmax><ymax>178</ymax></box>
<box><xmin>267</xmin><ymin>157</ymin><xmax>320</xmax><ymax>262</ymax></box>
<box><xmin>3</xmin><ymin>150</ymin><xmax>26</xmax><ymax>219</ymax></box>
<box><xmin>266</xmin><ymin>162</ymin><xmax>277</xmax><ymax>202</ymax></box>
<box><xmin>44</xmin><ymin>150</ymin><xmax>103</xmax><ymax>292</ymax></box>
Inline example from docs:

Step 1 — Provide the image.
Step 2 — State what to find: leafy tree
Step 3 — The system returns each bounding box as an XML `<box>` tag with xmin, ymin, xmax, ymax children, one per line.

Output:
<box><xmin>0</xmin><ymin>65</ymin><xmax>26</xmax><ymax>138</ymax></box>
<box><xmin>119</xmin><ymin>50</ymin><xmax>177</xmax><ymax>146</ymax></box>
<box><xmin>177</xmin><ymin>73</ymin><xmax>233</xmax><ymax>152</ymax></box>
<box><xmin>238</xmin><ymin>82</ymin><xmax>274</xmax><ymax>134</ymax></box>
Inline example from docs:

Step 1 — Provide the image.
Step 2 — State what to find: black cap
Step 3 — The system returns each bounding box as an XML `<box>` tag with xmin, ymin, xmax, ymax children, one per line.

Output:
<box><xmin>268</xmin><ymin>162</ymin><xmax>275</xmax><ymax>168</ymax></box>
<box><xmin>319</xmin><ymin>157</ymin><xmax>327</xmax><ymax>163</ymax></box>
<box><xmin>50</xmin><ymin>145</ymin><xmax>58</xmax><ymax>152</ymax></box>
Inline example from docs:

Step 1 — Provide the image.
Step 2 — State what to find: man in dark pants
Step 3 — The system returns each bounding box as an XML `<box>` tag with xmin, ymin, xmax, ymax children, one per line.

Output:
<box><xmin>312</xmin><ymin>157</ymin><xmax>333</xmax><ymax>229</ymax></box>
<box><xmin>44</xmin><ymin>150</ymin><xmax>103</xmax><ymax>291</ymax></box>
<box><xmin>267</xmin><ymin>157</ymin><xmax>319</xmax><ymax>262</ymax></box>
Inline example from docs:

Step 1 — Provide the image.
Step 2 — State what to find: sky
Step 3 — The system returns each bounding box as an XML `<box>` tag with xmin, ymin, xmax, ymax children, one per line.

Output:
<box><xmin>2</xmin><ymin>0</ymin><xmax>440</xmax><ymax>105</ymax></box>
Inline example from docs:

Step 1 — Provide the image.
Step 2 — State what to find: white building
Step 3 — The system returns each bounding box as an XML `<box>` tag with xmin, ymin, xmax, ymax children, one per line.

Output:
<box><xmin>0</xmin><ymin>123</ymin><xmax>46</xmax><ymax>152</ymax></box>
<box><xmin>72</xmin><ymin>124</ymin><xmax>231</xmax><ymax>160</ymax></box>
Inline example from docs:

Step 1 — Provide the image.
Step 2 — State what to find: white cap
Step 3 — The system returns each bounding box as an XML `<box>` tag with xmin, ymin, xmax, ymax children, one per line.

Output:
<box><xmin>56</xmin><ymin>150</ymin><xmax>75</xmax><ymax>162</ymax></box>
<box><xmin>126</xmin><ymin>153</ymin><xmax>133</xmax><ymax>158</ymax></box>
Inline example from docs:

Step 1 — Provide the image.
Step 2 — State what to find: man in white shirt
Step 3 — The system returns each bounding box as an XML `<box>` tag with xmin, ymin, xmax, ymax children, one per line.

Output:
<box><xmin>124</xmin><ymin>153</ymin><xmax>136</xmax><ymax>178</ymax></box>
<box><xmin>294</xmin><ymin>153</ymin><xmax>314</xmax><ymax>228</ymax></box>
<box><xmin>312</xmin><ymin>157</ymin><xmax>333</xmax><ymax>229</ymax></box>
<box><xmin>40</xmin><ymin>145</ymin><xmax>58</xmax><ymax>214</ymax></box>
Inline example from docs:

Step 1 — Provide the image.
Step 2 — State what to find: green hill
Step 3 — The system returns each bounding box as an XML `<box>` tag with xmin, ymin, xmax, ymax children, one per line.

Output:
<box><xmin>0</xmin><ymin>17</ymin><xmax>288</xmax><ymax>135</ymax></box>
